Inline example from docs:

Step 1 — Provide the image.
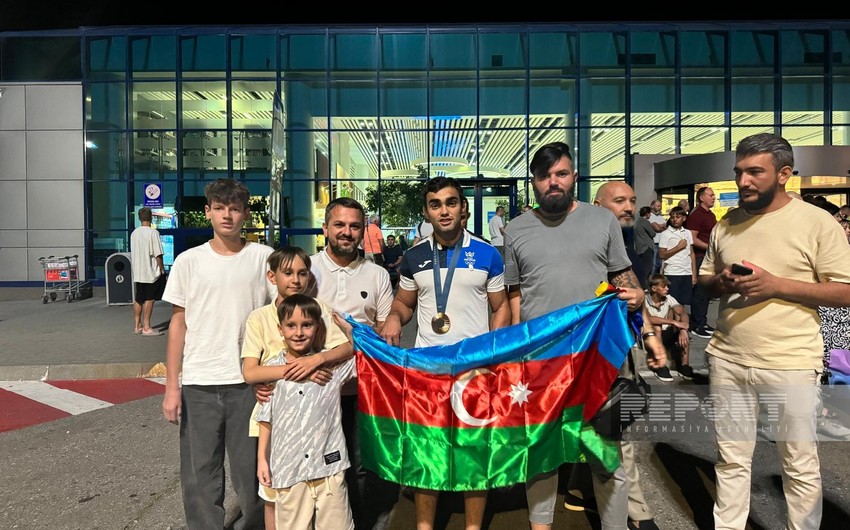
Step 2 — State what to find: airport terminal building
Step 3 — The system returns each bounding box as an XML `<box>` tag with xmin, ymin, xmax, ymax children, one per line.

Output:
<box><xmin>1</xmin><ymin>20</ymin><xmax>850</xmax><ymax>284</ymax></box>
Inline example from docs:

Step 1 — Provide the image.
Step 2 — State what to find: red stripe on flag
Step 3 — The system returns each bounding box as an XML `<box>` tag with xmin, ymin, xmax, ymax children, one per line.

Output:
<box><xmin>357</xmin><ymin>344</ymin><xmax>617</xmax><ymax>429</ymax></box>
<box><xmin>0</xmin><ymin>387</ymin><xmax>70</xmax><ymax>433</ymax></box>
<box><xmin>48</xmin><ymin>378</ymin><xmax>165</xmax><ymax>404</ymax></box>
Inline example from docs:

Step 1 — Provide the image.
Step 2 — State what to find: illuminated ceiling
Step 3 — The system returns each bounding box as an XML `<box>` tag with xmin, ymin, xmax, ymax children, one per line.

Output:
<box><xmin>135</xmin><ymin>88</ymin><xmax>834</xmax><ymax>178</ymax></box>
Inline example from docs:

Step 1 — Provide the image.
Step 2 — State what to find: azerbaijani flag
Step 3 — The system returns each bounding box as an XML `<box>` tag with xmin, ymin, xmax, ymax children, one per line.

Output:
<box><xmin>350</xmin><ymin>292</ymin><xmax>634</xmax><ymax>492</ymax></box>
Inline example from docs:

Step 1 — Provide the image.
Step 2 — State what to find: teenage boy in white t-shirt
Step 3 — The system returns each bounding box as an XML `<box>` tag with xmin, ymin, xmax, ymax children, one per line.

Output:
<box><xmin>161</xmin><ymin>178</ymin><xmax>275</xmax><ymax>530</ymax></box>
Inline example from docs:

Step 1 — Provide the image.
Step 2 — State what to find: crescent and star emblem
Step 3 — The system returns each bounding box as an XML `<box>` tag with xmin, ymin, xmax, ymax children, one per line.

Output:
<box><xmin>450</xmin><ymin>368</ymin><xmax>533</xmax><ymax>426</ymax></box>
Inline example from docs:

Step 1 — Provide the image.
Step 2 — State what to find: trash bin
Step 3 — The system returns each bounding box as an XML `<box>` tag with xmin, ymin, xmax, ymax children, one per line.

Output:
<box><xmin>105</xmin><ymin>252</ymin><xmax>134</xmax><ymax>306</ymax></box>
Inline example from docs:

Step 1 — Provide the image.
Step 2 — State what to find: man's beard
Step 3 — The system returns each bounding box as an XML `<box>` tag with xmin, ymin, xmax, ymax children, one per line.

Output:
<box><xmin>329</xmin><ymin>238</ymin><xmax>359</xmax><ymax>260</ymax></box>
<box><xmin>534</xmin><ymin>186</ymin><xmax>575</xmax><ymax>215</ymax></box>
<box><xmin>739</xmin><ymin>186</ymin><xmax>775</xmax><ymax>213</ymax></box>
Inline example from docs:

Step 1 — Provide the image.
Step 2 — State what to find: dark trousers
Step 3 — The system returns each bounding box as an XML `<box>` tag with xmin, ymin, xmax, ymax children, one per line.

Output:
<box><xmin>179</xmin><ymin>384</ymin><xmax>264</xmax><ymax>530</ymax></box>
<box><xmin>690</xmin><ymin>254</ymin><xmax>709</xmax><ymax>329</ymax></box>
<box><xmin>637</xmin><ymin>249</ymin><xmax>654</xmax><ymax>290</ymax></box>
<box><xmin>341</xmin><ymin>393</ymin><xmax>399</xmax><ymax>530</ymax></box>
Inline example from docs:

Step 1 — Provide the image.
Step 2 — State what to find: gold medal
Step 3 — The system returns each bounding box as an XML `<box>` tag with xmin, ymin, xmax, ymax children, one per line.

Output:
<box><xmin>431</xmin><ymin>312</ymin><xmax>451</xmax><ymax>334</ymax></box>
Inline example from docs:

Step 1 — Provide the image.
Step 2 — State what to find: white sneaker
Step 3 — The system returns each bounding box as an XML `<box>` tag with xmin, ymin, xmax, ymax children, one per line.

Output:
<box><xmin>817</xmin><ymin>418</ymin><xmax>850</xmax><ymax>439</ymax></box>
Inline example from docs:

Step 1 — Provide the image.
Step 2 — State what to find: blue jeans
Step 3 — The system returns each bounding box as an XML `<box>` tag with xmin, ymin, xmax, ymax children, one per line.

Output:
<box><xmin>179</xmin><ymin>384</ymin><xmax>264</xmax><ymax>530</ymax></box>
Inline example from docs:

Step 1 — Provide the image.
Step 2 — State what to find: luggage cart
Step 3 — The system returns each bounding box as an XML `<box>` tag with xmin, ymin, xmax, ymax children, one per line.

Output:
<box><xmin>38</xmin><ymin>255</ymin><xmax>85</xmax><ymax>303</ymax></box>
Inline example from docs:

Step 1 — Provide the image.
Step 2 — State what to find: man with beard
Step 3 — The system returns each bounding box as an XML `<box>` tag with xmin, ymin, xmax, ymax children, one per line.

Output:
<box><xmin>684</xmin><ymin>186</ymin><xmax>717</xmax><ymax>339</ymax></box>
<box><xmin>306</xmin><ymin>197</ymin><xmax>396</xmax><ymax>529</ymax></box>
<box><xmin>698</xmin><ymin>133</ymin><xmax>850</xmax><ymax>530</ymax></box>
<box><xmin>381</xmin><ymin>176</ymin><xmax>510</xmax><ymax>530</ymax></box>
<box><xmin>503</xmin><ymin>142</ymin><xmax>666</xmax><ymax>530</ymax></box>
<box><xmin>593</xmin><ymin>181</ymin><xmax>662</xmax><ymax>529</ymax></box>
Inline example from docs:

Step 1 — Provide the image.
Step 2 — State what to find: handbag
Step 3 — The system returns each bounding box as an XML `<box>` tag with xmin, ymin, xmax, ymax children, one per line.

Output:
<box><xmin>589</xmin><ymin>343</ymin><xmax>651</xmax><ymax>440</ymax></box>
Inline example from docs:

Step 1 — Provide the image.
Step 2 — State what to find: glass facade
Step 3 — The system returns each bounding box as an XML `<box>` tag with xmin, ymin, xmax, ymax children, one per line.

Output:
<box><xmin>3</xmin><ymin>21</ymin><xmax>850</xmax><ymax>280</ymax></box>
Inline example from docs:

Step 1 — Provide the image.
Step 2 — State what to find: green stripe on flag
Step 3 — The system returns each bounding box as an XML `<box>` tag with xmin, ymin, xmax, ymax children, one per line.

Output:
<box><xmin>359</xmin><ymin>405</ymin><xmax>620</xmax><ymax>491</ymax></box>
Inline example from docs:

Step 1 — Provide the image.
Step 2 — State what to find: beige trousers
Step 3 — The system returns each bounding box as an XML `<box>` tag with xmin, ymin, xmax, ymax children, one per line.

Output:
<box><xmin>274</xmin><ymin>470</ymin><xmax>354</xmax><ymax>530</ymax></box>
<box><xmin>708</xmin><ymin>354</ymin><xmax>822</xmax><ymax>530</ymax></box>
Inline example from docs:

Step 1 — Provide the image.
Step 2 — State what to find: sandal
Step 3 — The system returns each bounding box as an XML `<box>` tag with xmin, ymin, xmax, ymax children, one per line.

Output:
<box><xmin>141</xmin><ymin>329</ymin><xmax>164</xmax><ymax>336</ymax></box>
<box><xmin>134</xmin><ymin>328</ymin><xmax>143</xmax><ymax>334</ymax></box>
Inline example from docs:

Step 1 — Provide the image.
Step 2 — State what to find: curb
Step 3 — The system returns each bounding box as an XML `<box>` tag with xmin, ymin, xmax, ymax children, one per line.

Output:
<box><xmin>0</xmin><ymin>362</ymin><xmax>162</xmax><ymax>381</ymax></box>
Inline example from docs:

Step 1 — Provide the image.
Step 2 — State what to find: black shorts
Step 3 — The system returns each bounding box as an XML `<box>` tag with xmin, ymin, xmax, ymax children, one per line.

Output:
<box><xmin>135</xmin><ymin>274</ymin><xmax>166</xmax><ymax>303</ymax></box>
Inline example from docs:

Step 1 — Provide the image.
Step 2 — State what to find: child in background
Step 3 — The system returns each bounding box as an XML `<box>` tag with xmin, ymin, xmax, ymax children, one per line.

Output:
<box><xmin>644</xmin><ymin>273</ymin><xmax>695</xmax><ymax>381</ymax></box>
<box><xmin>256</xmin><ymin>294</ymin><xmax>356</xmax><ymax>530</ymax></box>
<box><xmin>657</xmin><ymin>205</ymin><xmax>696</xmax><ymax>308</ymax></box>
<box><xmin>241</xmin><ymin>245</ymin><xmax>353</xmax><ymax>529</ymax></box>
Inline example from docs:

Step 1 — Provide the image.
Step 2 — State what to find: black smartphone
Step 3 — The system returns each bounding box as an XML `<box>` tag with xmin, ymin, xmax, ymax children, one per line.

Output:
<box><xmin>730</xmin><ymin>263</ymin><xmax>753</xmax><ymax>276</ymax></box>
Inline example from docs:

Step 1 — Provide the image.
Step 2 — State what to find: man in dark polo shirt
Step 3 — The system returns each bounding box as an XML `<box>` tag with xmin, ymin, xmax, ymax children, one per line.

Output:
<box><xmin>684</xmin><ymin>186</ymin><xmax>717</xmax><ymax>338</ymax></box>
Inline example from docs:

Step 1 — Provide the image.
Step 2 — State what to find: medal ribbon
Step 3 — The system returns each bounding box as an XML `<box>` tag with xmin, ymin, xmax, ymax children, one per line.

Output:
<box><xmin>432</xmin><ymin>235</ymin><xmax>464</xmax><ymax>315</ymax></box>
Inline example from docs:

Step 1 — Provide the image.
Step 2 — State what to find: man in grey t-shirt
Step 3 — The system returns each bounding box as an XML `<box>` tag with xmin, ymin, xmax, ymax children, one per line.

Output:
<box><xmin>503</xmin><ymin>141</ymin><xmax>666</xmax><ymax>530</ymax></box>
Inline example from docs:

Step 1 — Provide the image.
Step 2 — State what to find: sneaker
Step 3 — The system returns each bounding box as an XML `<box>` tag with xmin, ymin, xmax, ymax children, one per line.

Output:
<box><xmin>704</xmin><ymin>324</ymin><xmax>716</xmax><ymax>334</ymax></box>
<box><xmin>817</xmin><ymin>418</ymin><xmax>850</xmax><ymax>439</ymax></box>
<box><xmin>691</xmin><ymin>327</ymin><xmax>712</xmax><ymax>339</ymax></box>
<box><xmin>563</xmin><ymin>489</ymin><xmax>585</xmax><ymax>512</ymax></box>
<box><xmin>653</xmin><ymin>366</ymin><xmax>674</xmax><ymax>382</ymax></box>
<box><xmin>678</xmin><ymin>364</ymin><xmax>696</xmax><ymax>380</ymax></box>
<box><xmin>628</xmin><ymin>519</ymin><xmax>661</xmax><ymax>530</ymax></box>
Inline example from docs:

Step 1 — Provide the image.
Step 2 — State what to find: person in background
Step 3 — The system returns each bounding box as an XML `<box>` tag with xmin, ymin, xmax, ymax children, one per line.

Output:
<box><xmin>633</xmin><ymin>206</ymin><xmax>657</xmax><ymax>291</ymax></box>
<box><xmin>382</xmin><ymin>234</ymin><xmax>404</xmax><ymax>290</ymax></box>
<box><xmin>255</xmin><ymin>294</ymin><xmax>356</xmax><ymax>530</ymax></box>
<box><xmin>698</xmin><ymin>133</ymin><xmax>850</xmax><ymax>530</ymax></box>
<box><xmin>363</xmin><ymin>214</ymin><xmax>385</xmax><ymax>266</ymax></box>
<box><xmin>488</xmin><ymin>205</ymin><xmax>506</xmax><ymax>257</ymax></box>
<box><xmin>648</xmin><ymin>200</ymin><xmax>667</xmax><ymax>274</ymax></box>
<box><xmin>813</xmin><ymin>200</ymin><xmax>850</xmax><ymax>439</ymax></box>
<box><xmin>161</xmin><ymin>178</ymin><xmax>273</xmax><ymax>530</ymax></box>
<box><xmin>504</xmin><ymin>141</ymin><xmax>666</xmax><ymax>530</ymax></box>
<box><xmin>644</xmin><ymin>273</ymin><xmax>694</xmax><ymax>381</ymax></box>
<box><xmin>677</xmin><ymin>198</ymin><xmax>691</xmax><ymax>213</ymax></box>
<box><xmin>130</xmin><ymin>206</ymin><xmax>166</xmax><ymax>336</ymax></box>
<box><xmin>397</xmin><ymin>234</ymin><xmax>409</xmax><ymax>251</ymax></box>
<box><xmin>381</xmin><ymin>176</ymin><xmax>510</xmax><ymax>530</ymax></box>
<box><xmin>412</xmin><ymin>219</ymin><xmax>434</xmax><ymax>245</ymax></box>
<box><xmin>685</xmin><ymin>186</ymin><xmax>717</xmax><ymax>339</ymax></box>
<box><xmin>657</xmin><ymin>206</ymin><xmax>696</xmax><ymax>315</ymax></box>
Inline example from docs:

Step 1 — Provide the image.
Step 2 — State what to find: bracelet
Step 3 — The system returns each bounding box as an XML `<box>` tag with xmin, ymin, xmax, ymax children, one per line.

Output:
<box><xmin>641</xmin><ymin>331</ymin><xmax>657</xmax><ymax>339</ymax></box>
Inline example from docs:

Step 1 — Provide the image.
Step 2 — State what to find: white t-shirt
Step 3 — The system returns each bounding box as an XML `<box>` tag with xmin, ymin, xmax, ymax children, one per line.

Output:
<box><xmin>162</xmin><ymin>241</ymin><xmax>275</xmax><ymax>385</ymax></box>
<box><xmin>649</xmin><ymin>212</ymin><xmax>666</xmax><ymax>244</ymax></box>
<box><xmin>645</xmin><ymin>294</ymin><xmax>680</xmax><ymax>330</ymax></box>
<box><xmin>658</xmin><ymin>226</ymin><xmax>694</xmax><ymax>276</ymax></box>
<box><xmin>130</xmin><ymin>225</ymin><xmax>164</xmax><ymax>284</ymax></box>
<box><xmin>488</xmin><ymin>214</ymin><xmax>505</xmax><ymax>246</ymax></box>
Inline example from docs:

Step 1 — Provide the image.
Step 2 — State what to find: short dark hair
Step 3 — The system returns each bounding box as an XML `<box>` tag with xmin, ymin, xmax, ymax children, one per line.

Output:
<box><xmin>277</xmin><ymin>293</ymin><xmax>326</xmax><ymax>353</ymax></box>
<box><xmin>268</xmin><ymin>245</ymin><xmax>311</xmax><ymax>273</ymax></box>
<box><xmin>735</xmin><ymin>133</ymin><xmax>794</xmax><ymax>171</ymax></box>
<box><xmin>696</xmin><ymin>187</ymin><xmax>710</xmax><ymax>201</ymax></box>
<box><xmin>325</xmin><ymin>197</ymin><xmax>366</xmax><ymax>224</ymax></box>
<box><xmin>669</xmin><ymin>206</ymin><xmax>687</xmax><ymax>218</ymax></box>
<box><xmin>205</xmin><ymin>178</ymin><xmax>250</xmax><ymax>209</ymax></box>
<box><xmin>530</xmin><ymin>142</ymin><xmax>573</xmax><ymax>179</ymax></box>
<box><xmin>639</xmin><ymin>206</ymin><xmax>651</xmax><ymax>217</ymax></box>
<box><xmin>648</xmin><ymin>273</ymin><xmax>670</xmax><ymax>289</ymax></box>
<box><xmin>138</xmin><ymin>207</ymin><xmax>153</xmax><ymax>223</ymax></box>
<box><xmin>421</xmin><ymin>176</ymin><xmax>463</xmax><ymax>206</ymax></box>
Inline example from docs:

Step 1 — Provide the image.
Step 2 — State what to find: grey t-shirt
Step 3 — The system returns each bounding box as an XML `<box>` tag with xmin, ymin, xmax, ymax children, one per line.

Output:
<box><xmin>503</xmin><ymin>202</ymin><xmax>632</xmax><ymax>322</ymax></box>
